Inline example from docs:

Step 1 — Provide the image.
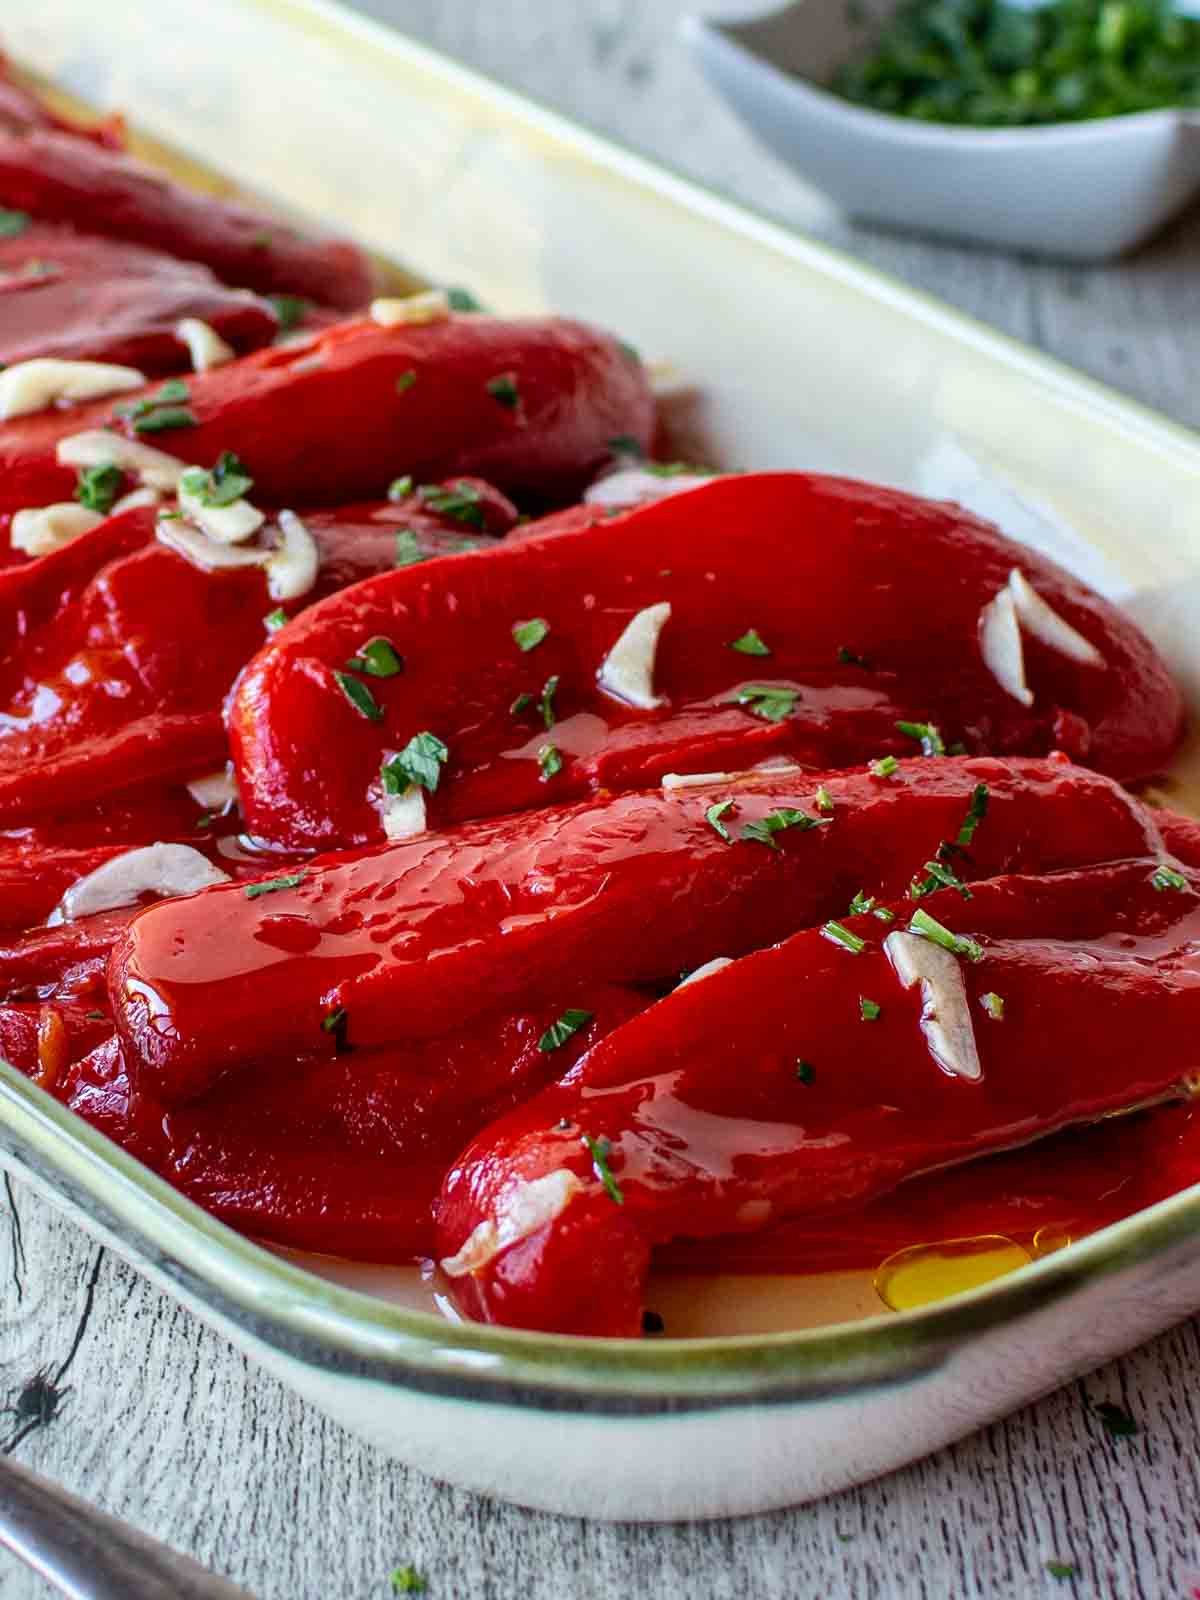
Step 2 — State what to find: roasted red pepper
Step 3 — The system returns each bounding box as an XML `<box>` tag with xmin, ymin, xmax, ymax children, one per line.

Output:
<box><xmin>229</xmin><ymin>473</ymin><xmax>1183</xmax><ymax>851</ymax></box>
<box><xmin>0</xmin><ymin>314</ymin><xmax>653</xmax><ymax>517</ymax></box>
<box><xmin>436</xmin><ymin>856</ymin><xmax>1200</xmax><ymax>1335</ymax></box>
<box><xmin>108</xmin><ymin>756</ymin><xmax>1155</xmax><ymax>1104</ymax></box>
<box><xmin>0</xmin><ymin>128</ymin><xmax>372</xmax><ymax>306</ymax></box>
<box><xmin>0</xmin><ymin>223</ymin><xmax>279</xmax><ymax>371</ymax></box>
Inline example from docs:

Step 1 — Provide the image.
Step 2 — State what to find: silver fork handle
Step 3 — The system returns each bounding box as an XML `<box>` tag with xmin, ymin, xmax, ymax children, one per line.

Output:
<box><xmin>0</xmin><ymin>1454</ymin><xmax>257</xmax><ymax>1599</ymax></box>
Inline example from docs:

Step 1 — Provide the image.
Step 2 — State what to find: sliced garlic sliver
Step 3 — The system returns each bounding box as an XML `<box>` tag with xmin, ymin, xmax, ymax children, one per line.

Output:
<box><xmin>156</xmin><ymin>513</ymin><xmax>270</xmax><ymax>573</ymax></box>
<box><xmin>661</xmin><ymin>770</ymin><xmax>734</xmax><ymax>791</ymax></box>
<box><xmin>885</xmin><ymin>930</ymin><xmax>982</xmax><ymax>1081</ymax></box>
<box><xmin>370</xmin><ymin>289</ymin><xmax>450</xmax><ymax>326</ymax></box>
<box><xmin>584</xmin><ymin>466</ymin><xmax>716</xmax><ymax>508</ymax></box>
<box><xmin>440</xmin><ymin>1170</ymin><xmax>582</xmax><ymax>1278</ymax></box>
<box><xmin>265</xmin><ymin>510</ymin><xmax>320</xmax><ymax>601</ymax></box>
<box><xmin>677</xmin><ymin>956</ymin><xmax>734</xmax><ymax>989</ymax></box>
<box><xmin>1007</xmin><ymin>569</ymin><xmax>1104</xmax><ymax>667</ymax></box>
<box><xmin>10</xmin><ymin>503</ymin><xmax>103</xmax><ymax>558</ymax></box>
<box><xmin>978</xmin><ymin>585</ymin><xmax>1032</xmax><ymax>707</ymax></box>
<box><xmin>597</xmin><ymin>600</ymin><xmax>671</xmax><ymax>710</ymax></box>
<box><xmin>380</xmin><ymin>785</ymin><xmax>427</xmax><ymax>841</ymax></box>
<box><xmin>178</xmin><ymin>473</ymin><xmax>264</xmax><ymax>546</ymax></box>
<box><xmin>186</xmin><ymin>767</ymin><xmax>238</xmax><ymax>811</ymax></box>
<box><xmin>176</xmin><ymin>317</ymin><xmax>235</xmax><ymax>373</ymax></box>
<box><xmin>57</xmin><ymin>430</ymin><xmax>186</xmax><ymax>492</ymax></box>
<box><xmin>50</xmin><ymin>843</ymin><xmax>230</xmax><ymax>923</ymax></box>
<box><xmin>0</xmin><ymin>359</ymin><xmax>145</xmax><ymax>421</ymax></box>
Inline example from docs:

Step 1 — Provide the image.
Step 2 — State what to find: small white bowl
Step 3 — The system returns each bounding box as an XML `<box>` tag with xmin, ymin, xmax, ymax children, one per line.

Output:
<box><xmin>683</xmin><ymin>0</ymin><xmax>1200</xmax><ymax>258</ymax></box>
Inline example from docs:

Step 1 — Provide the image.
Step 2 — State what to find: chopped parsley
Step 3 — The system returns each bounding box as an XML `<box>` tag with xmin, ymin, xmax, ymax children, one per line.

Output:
<box><xmin>609</xmin><ymin>434</ymin><xmax>646</xmax><ymax>460</ymax></box>
<box><xmin>446</xmin><ymin>286</ymin><xmax>483</xmax><ymax>311</ymax></box>
<box><xmin>582</xmin><ymin>1133</ymin><xmax>624</xmax><ymax>1205</ymax></box>
<box><xmin>1044</xmin><ymin>1561</ymin><xmax>1076</xmax><ymax>1582</ymax></box>
<box><xmin>730</xmin><ymin>628</ymin><xmax>770</xmax><ymax>656</ymax></box>
<box><xmin>334</xmin><ymin>670</ymin><xmax>384</xmax><ymax>722</ymax></box>
<box><xmin>980</xmin><ymin>991</ymin><xmax>1005</xmax><ymax>1020</ymax></box>
<box><xmin>395</xmin><ymin>369</ymin><xmax>418</xmax><ymax>394</ymax></box>
<box><xmin>957</xmin><ymin>782</ymin><xmax>990</xmax><ymax>846</ymax></box>
<box><xmin>909</xmin><ymin>908</ymin><xmax>985</xmax><ymax>963</ymax></box>
<box><xmin>345</xmin><ymin>637</ymin><xmax>405</xmax><ymax>678</ymax></box>
<box><xmin>815</xmin><ymin>785</ymin><xmax>834</xmax><ymax>814</ymax></box>
<box><xmin>120</xmin><ymin>378</ymin><xmax>196</xmax><ymax>434</ymax></box>
<box><xmin>321</xmin><ymin>1006</ymin><xmax>347</xmax><ymax>1035</ymax></box>
<box><xmin>512</xmin><ymin>617</ymin><xmax>549</xmax><ymax>652</ymax></box>
<box><xmin>742</xmin><ymin>808</ymin><xmax>826</xmax><ymax>848</ymax></box>
<box><xmin>393</xmin><ymin>529</ymin><xmax>426</xmax><ymax>567</ymax></box>
<box><xmin>909</xmin><ymin>859</ymin><xmax>974</xmax><ymax>900</ymax></box>
<box><xmin>388</xmin><ymin>475</ymin><xmax>415</xmax><ymax>503</ymax></box>
<box><xmin>860</xmin><ymin>997</ymin><xmax>881</xmax><ymax>1021</ymax></box>
<box><xmin>869</xmin><ymin>756</ymin><xmax>900</xmax><ymax>778</ymax></box>
<box><xmin>1151</xmin><ymin>863</ymin><xmax>1189</xmax><ymax>892</ymax></box>
<box><xmin>822</xmin><ymin>920</ymin><xmax>866</xmax><ymax>954</ymax></box>
<box><xmin>268</xmin><ymin>294</ymin><xmax>309</xmax><ymax>332</ymax></box>
<box><xmin>510</xmin><ymin>692</ymin><xmax>533</xmax><ymax>715</ymax></box>
<box><xmin>264</xmin><ymin>608</ymin><xmax>287</xmax><ymax>633</ymax></box>
<box><xmin>381</xmin><ymin>731</ymin><xmax>449</xmax><ymax>794</ymax></box>
<box><xmin>733</xmin><ymin>683</ymin><xmax>797</xmax><ymax>723</ymax></box>
<box><xmin>852</xmin><ymin>888</ymin><xmax>903</xmax><ymax>923</ymax></box>
<box><xmin>796</xmin><ymin>1060</ymin><xmax>816</xmax><ymax>1084</ymax></box>
<box><xmin>244</xmin><ymin>872</ymin><xmax>305</xmax><ymax>899</ymax></box>
<box><xmin>837</xmin><ymin>645</ymin><xmax>871</xmax><ymax>668</ymax></box>
<box><xmin>896</xmin><ymin>719</ymin><xmax>946</xmax><ymax>756</ymax></box>
<box><xmin>486</xmin><ymin>371</ymin><xmax>521</xmax><ymax>408</ymax></box>
<box><xmin>390</xmin><ymin>1566</ymin><xmax>426</xmax><ymax>1593</ymax></box>
<box><xmin>537</xmin><ymin>674</ymin><xmax>559</xmax><ymax>729</ymax></box>
<box><xmin>538</xmin><ymin>743</ymin><xmax>563</xmax><ymax>780</ymax></box>
<box><xmin>1092</xmin><ymin>1399</ymin><xmax>1138</xmax><ymax>1437</ymax></box>
<box><xmin>179</xmin><ymin>450</ymin><xmax>253</xmax><ymax>507</ymax></box>
<box><xmin>75</xmin><ymin>462</ymin><xmax>123</xmax><ymax>515</ymax></box>
<box><xmin>539</xmin><ymin>1009</ymin><xmax>594</xmax><ymax>1052</ymax></box>
<box><xmin>706</xmin><ymin>798</ymin><xmax>736</xmax><ymax>842</ymax></box>
<box><xmin>419</xmin><ymin>480</ymin><xmax>485</xmax><ymax>528</ymax></box>
<box><xmin>0</xmin><ymin>208</ymin><xmax>30</xmax><ymax>237</ymax></box>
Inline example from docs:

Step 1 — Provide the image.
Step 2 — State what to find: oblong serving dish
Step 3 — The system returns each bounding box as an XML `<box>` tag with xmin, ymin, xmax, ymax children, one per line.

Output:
<box><xmin>5</xmin><ymin>0</ymin><xmax>1200</xmax><ymax>1522</ymax></box>
<box><xmin>683</xmin><ymin>0</ymin><xmax>1200</xmax><ymax>259</ymax></box>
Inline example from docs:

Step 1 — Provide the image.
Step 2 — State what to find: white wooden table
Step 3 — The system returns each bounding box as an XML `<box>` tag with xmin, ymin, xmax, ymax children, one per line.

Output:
<box><xmin>4</xmin><ymin>3</ymin><xmax>1200</xmax><ymax>1596</ymax></box>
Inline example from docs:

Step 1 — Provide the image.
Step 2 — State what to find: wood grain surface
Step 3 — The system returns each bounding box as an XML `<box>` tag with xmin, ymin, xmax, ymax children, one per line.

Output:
<box><xmin>4</xmin><ymin>3</ymin><xmax>1200</xmax><ymax>1597</ymax></box>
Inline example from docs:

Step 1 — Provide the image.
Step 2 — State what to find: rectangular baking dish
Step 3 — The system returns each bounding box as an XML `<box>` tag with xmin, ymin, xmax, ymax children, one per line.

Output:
<box><xmin>3</xmin><ymin>0</ymin><xmax>1200</xmax><ymax>1522</ymax></box>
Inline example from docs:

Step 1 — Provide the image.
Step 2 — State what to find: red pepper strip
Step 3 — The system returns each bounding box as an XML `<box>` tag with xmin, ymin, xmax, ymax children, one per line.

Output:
<box><xmin>229</xmin><ymin>473</ymin><xmax>1181</xmax><ymax>851</ymax></box>
<box><xmin>109</xmin><ymin>756</ymin><xmax>1158</xmax><ymax>1105</ymax></box>
<box><xmin>0</xmin><ymin>129</ymin><xmax>373</xmax><ymax>307</ymax></box>
<box><xmin>60</xmin><ymin>1036</ymin><xmax>167</xmax><ymax>1170</ymax></box>
<box><xmin>0</xmin><ymin>1001</ymin><xmax>112</xmax><ymax>1088</ymax></box>
<box><xmin>0</xmin><ymin>224</ymin><xmax>278</xmax><ymax>371</ymax></box>
<box><xmin>435</xmin><ymin>858</ymin><xmax>1200</xmax><ymax>1335</ymax></box>
<box><xmin>0</xmin><ymin>486</ymin><xmax>514</xmax><ymax>821</ymax></box>
<box><xmin>655</xmin><ymin>1102</ymin><xmax>1200</xmax><ymax>1276</ymax></box>
<box><xmin>0</xmin><ymin>314</ymin><xmax>654</xmax><ymax>515</ymax></box>
<box><xmin>0</xmin><ymin>57</ymin><xmax>124</xmax><ymax>147</ymax></box>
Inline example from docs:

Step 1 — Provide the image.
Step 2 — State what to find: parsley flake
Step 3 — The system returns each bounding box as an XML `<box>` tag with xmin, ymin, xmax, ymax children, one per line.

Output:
<box><xmin>896</xmin><ymin>719</ymin><xmax>946</xmax><ymax>756</ymax></box>
<box><xmin>860</xmin><ymin>997</ymin><xmax>881</xmax><ymax>1021</ymax></box>
<box><xmin>345</xmin><ymin>637</ymin><xmax>404</xmax><ymax>678</ymax></box>
<box><xmin>390</xmin><ymin>1565</ymin><xmax>426</xmax><ymax>1593</ymax></box>
<box><xmin>1092</xmin><ymin>1399</ymin><xmax>1138</xmax><ymax>1437</ymax></box>
<box><xmin>582</xmin><ymin>1132</ymin><xmax>624</xmax><ymax>1205</ymax></box>
<box><xmin>730</xmin><ymin>628</ymin><xmax>770</xmax><ymax>656</ymax></box>
<box><xmin>134</xmin><ymin>404</ymin><xmax>196</xmax><ymax>434</ymax></box>
<box><xmin>321</xmin><ymin>1006</ymin><xmax>347</xmax><ymax>1036</ymax></box>
<box><xmin>388</xmin><ymin>475</ymin><xmax>415</xmax><ymax>503</ymax></box>
<box><xmin>980</xmin><ymin>991</ymin><xmax>1005</xmax><ymax>1020</ymax></box>
<box><xmin>538</xmin><ymin>743</ymin><xmax>563</xmax><ymax>780</ymax></box>
<box><xmin>334</xmin><ymin>671</ymin><xmax>384</xmax><ymax>722</ymax></box>
<box><xmin>869</xmin><ymin>756</ymin><xmax>900</xmax><ymax>778</ymax></box>
<box><xmin>822</xmin><ymin>920</ymin><xmax>866</xmax><ymax>954</ymax></box>
<box><xmin>393</xmin><ymin>529</ymin><xmax>427</xmax><ymax>567</ymax></box>
<box><xmin>180</xmin><ymin>450</ymin><xmax>253</xmax><ymax>507</ymax></box>
<box><xmin>485</xmin><ymin>371</ymin><xmax>521</xmax><ymax>408</ymax></box>
<box><xmin>1044</xmin><ymin>1561</ymin><xmax>1076</xmax><ymax>1582</ymax></box>
<box><xmin>608</xmin><ymin>434</ymin><xmax>645</xmax><ymax>460</ymax></box>
<box><xmin>75</xmin><ymin>463</ymin><xmax>123</xmax><ymax>515</ymax></box>
<box><xmin>909</xmin><ymin>908</ymin><xmax>985</xmax><ymax>963</ymax></box>
<box><xmin>815</xmin><ymin>785</ymin><xmax>834</xmax><ymax>814</ymax></box>
<box><xmin>733</xmin><ymin>683</ymin><xmax>797</xmax><ymax>723</ymax></box>
<box><xmin>910</xmin><ymin>859</ymin><xmax>974</xmax><ymax>901</ymax></box>
<box><xmin>706</xmin><ymin>798</ymin><xmax>736</xmax><ymax>842</ymax></box>
<box><xmin>538</xmin><ymin>675</ymin><xmax>559</xmax><ymax>729</ymax></box>
<box><xmin>513</xmin><ymin>617</ymin><xmax>549</xmax><ymax>652</ymax></box>
<box><xmin>848</xmin><ymin>890</ymin><xmax>876</xmax><ymax>916</ymax></box>
<box><xmin>419</xmin><ymin>480</ymin><xmax>485</xmax><ymax>528</ymax></box>
<box><xmin>395</xmin><ymin>369</ymin><xmax>418</xmax><ymax>394</ymax></box>
<box><xmin>957</xmin><ymin>783</ymin><xmax>990</xmax><ymax>846</ymax></box>
<box><xmin>0</xmin><ymin>208</ymin><xmax>30</xmax><ymax>237</ymax></box>
<box><xmin>245</xmin><ymin>872</ymin><xmax>305</xmax><ymax>899</ymax></box>
<box><xmin>539</xmin><ymin>1009</ymin><xmax>594</xmax><ymax>1052</ymax></box>
<box><xmin>1151</xmin><ymin>863</ymin><xmax>1189</xmax><ymax>892</ymax></box>
<box><xmin>742</xmin><ymin>808</ymin><xmax>826</xmax><ymax>849</ymax></box>
<box><xmin>796</xmin><ymin>1060</ymin><xmax>816</xmax><ymax>1084</ymax></box>
<box><xmin>264</xmin><ymin>608</ymin><xmax>287</xmax><ymax>633</ymax></box>
<box><xmin>837</xmin><ymin>645</ymin><xmax>871</xmax><ymax>668</ymax></box>
<box><xmin>268</xmin><ymin>294</ymin><xmax>309</xmax><ymax>332</ymax></box>
<box><xmin>382</xmin><ymin>732</ymin><xmax>449</xmax><ymax>794</ymax></box>
<box><xmin>510</xmin><ymin>692</ymin><xmax>533</xmax><ymax>715</ymax></box>
<box><xmin>446</xmin><ymin>286</ymin><xmax>483</xmax><ymax>311</ymax></box>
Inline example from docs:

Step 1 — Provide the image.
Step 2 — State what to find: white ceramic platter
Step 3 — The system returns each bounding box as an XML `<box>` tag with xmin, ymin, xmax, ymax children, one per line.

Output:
<box><xmin>4</xmin><ymin>0</ymin><xmax>1200</xmax><ymax>1522</ymax></box>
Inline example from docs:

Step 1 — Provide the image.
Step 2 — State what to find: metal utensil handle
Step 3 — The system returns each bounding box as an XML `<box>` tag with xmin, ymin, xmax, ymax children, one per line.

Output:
<box><xmin>0</xmin><ymin>1454</ymin><xmax>257</xmax><ymax>1599</ymax></box>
